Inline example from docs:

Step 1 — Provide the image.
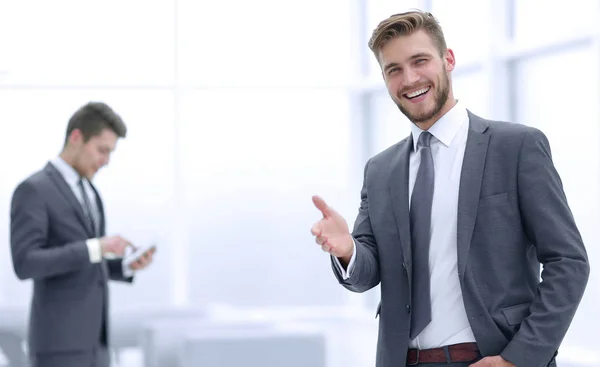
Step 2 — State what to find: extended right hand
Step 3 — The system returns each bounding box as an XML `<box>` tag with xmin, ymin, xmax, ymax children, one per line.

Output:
<box><xmin>99</xmin><ymin>235</ymin><xmax>133</xmax><ymax>257</ymax></box>
<box><xmin>310</xmin><ymin>195</ymin><xmax>354</xmax><ymax>261</ymax></box>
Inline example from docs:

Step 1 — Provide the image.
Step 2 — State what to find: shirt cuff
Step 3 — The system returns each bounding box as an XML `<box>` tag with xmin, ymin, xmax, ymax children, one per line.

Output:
<box><xmin>122</xmin><ymin>262</ymin><xmax>135</xmax><ymax>278</ymax></box>
<box><xmin>86</xmin><ymin>238</ymin><xmax>102</xmax><ymax>263</ymax></box>
<box><xmin>333</xmin><ymin>238</ymin><xmax>357</xmax><ymax>280</ymax></box>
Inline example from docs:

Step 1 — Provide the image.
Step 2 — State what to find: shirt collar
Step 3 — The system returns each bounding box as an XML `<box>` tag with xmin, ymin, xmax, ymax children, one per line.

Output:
<box><xmin>410</xmin><ymin>99</ymin><xmax>468</xmax><ymax>151</ymax></box>
<box><xmin>50</xmin><ymin>156</ymin><xmax>81</xmax><ymax>187</ymax></box>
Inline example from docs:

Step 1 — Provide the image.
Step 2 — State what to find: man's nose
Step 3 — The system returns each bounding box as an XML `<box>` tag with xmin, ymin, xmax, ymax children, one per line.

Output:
<box><xmin>403</xmin><ymin>67</ymin><xmax>420</xmax><ymax>86</ymax></box>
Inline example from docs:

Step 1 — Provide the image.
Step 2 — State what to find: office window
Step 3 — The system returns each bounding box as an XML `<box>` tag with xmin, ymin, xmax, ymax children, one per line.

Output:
<box><xmin>453</xmin><ymin>70</ymin><xmax>490</xmax><ymax>118</ymax></box>
<box><xmin>366</xmin><ymin>90</ymin><xmax>412</xmax><ymax>155</ymax></box>
<box><xmin>1</xmin><ymin>0</ymin><xmax>174</xmax><ymax>86</ymax></box>
<box><xmin>513</xmin><ymin>0</ymin><xmax>597</xmax><ymax>45</ymax></box>
<box><xmin>178</xmin><ymin>89</ymin><xmax>356</xmax><ymax>307</ymax></box>
<box><xmin>513</xmin><ymin>47</ymin><xmax>597</xmax><ymax>161</ymax></box>
<box><xmin>513</xmin><ymin>47</ymin><xmax>598</xmax><ymax>216</ymax></box>
<box><xmin>514</xmin><ymin>46</ymin><xmax>599</xmax><ymax>352</ymax></box>
<box><xmin>0</xmin><ymin>6</ymin><xmax>10</xmax><ymax>79</ymax></box>
<box><xmin>176</xmin><ymin>0</ymin><xmax>354</xmax><ymax>87</ymax></box>
<box><xmin>431</xmin><ymin>0</ymin><xmax>491</xmax><ymax>67</ymax></box>
<box><xmin>0</xmin><ymin>90</ymin><xmax>176</xmax><ymax>308</ymax></box>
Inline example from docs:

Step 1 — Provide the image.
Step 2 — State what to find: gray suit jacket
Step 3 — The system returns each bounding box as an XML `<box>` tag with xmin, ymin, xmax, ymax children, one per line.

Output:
<box><xmin>332</xmin><ymin>112</ymin><xmax>590</xmax><ymax>367</ymax></box>
<box><xmin>10</xmin><ymin>162</ymin><xmax>133</xmax><ymax>355</ymax></box>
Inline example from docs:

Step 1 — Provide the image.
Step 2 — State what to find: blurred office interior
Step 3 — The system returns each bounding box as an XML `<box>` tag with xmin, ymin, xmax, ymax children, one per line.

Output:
<box><xmin>0</xmin><ymin>0</ymin><xmax>599</xmax><ymax>366</ymax></box>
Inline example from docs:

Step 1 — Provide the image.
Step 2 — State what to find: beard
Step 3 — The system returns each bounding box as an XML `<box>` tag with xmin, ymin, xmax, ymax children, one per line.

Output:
<box><xmin>394</xmin><ymin>72</ymin><xmax>450</xmax><ymax>125</ymax></box>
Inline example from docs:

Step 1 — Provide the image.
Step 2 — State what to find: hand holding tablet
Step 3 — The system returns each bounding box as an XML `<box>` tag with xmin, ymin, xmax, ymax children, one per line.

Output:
<box><xmin>124</xmin><ymin>244</ymin><xmax>157</xmax><ymax>271</ymax></box>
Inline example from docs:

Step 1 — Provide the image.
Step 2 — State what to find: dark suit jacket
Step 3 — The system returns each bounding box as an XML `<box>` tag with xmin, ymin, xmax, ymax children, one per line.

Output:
<box><xmin>332</xmin><ymin>112</ymin><xmax>590</xmax><ymax>367</ymax></box>
<box><xmin>10</xmin><ymin>162</ymin><xmax>133</xmax><ymax>355</ymax></box>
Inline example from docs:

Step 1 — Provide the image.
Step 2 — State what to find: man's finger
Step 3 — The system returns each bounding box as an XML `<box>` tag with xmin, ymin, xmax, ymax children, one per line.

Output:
<box><xmin>133</xmin><ymin>257</ymin><xmax>148</xmax><ymax>269</ymax></box>
<box><xmin>315</xmin><ymin>235</ymin><xmax>327</xmax><ymax>246</ymax></box>
<box><xmin>310</xmin><ymin>223</ymin><xmax>321</xmax><ymax>237</ymax></box>
<box><xmin>312</xmin><ymin>195</ymin><xmax>333</xmax><ymax>218</ymax></box>
<box><xmin>142</xmin><ymin>248</ymin><xmax>155</xmax><ymax>257</ymax></box>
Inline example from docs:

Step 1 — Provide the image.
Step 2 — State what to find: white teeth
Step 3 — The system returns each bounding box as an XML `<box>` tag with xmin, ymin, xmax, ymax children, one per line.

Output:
<box><xmin>406</xmin><ymin>87</ymin><xmax>430</xmax><ymax>98</ymax></box>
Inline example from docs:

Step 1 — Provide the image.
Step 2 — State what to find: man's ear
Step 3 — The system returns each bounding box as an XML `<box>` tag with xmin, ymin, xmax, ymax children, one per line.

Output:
<box><xmin>68</xmin><ymin>129</ymin><xmax>84</xmax><ymax>146</ymax></box>
<box><xmin>444</xmin><ymin>48</ymin><xmax>456</xmax><ymax>72</ymax></box>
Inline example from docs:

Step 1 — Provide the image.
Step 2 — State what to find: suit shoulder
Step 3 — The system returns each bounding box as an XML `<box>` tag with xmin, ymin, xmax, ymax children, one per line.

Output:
<box><xmin>486</xmin><ymin>119</ymin><xmax>544</xmax><ymax>136</ymax></box>
<box><xmin>13</xmin><ymin>169</ymin><xmax>49</xmax><ymax>196</ymax></box>
<box><xmin>367</xmin><ymin>138</ymin><xmax>409</xmax><ymax>166</ymax></box>
<box><xmin>484</xmin><ymin>119</ymin><xmax>549</xmax><ymax>148</ymax></box>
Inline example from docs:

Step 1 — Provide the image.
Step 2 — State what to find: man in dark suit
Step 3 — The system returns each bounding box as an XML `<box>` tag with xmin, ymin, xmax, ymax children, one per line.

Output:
<box><xmin>10</xmin><ymin>102</ymin><xmax>155</xmax><ymax>367</ymax></box>
<box><xmin>310</xmin><ymin>10</ymin><xmax>590</xmax><ymax>367</ymax></box>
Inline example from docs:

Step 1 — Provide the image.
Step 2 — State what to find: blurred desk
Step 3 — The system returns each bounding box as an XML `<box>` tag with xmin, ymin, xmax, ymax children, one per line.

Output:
<box><xmin>177</xmin><ymin>327</ymin><xmax>326</xmax><ymax>367</ymax></box>
<box><xmin>0</xmin><ymin>306</ymin><xmax>206</xmax><ymax>366</ymax></box>
<box><xmin>110</xmin><ymin>306</ymin><xmax>205</xmax><ymax>348</ymax></box>
<box><xmin>0</xmin><ymin>308</ymin><xmax>27</xmax><ymax>367</ymax></box>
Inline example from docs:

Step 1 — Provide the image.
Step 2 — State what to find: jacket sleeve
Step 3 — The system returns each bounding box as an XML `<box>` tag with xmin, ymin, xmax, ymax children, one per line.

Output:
<box><xmin>10</xmin><ymin>181</ymin><xmax>90</xmax><ymax>280</ymax></box>
<box><xmin>500</xmin><ymin>128</ymin><xmax>590</xmax><ymax>367</ymax></box>
<box><xmin>106</xmin><ymin>258</ymin><xmax>134</xmax><ymax>283</ymax></box>
<box><xmin>331</xmin><ymin>158</ymin><xmax>381</xmax><ymax>293</ymax></box>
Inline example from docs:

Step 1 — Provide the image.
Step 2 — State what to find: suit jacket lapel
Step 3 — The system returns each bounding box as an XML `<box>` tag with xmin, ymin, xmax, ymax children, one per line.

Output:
<box><xmin>457</xmin><ymin>112</ymin><xmax>490</xmax><ymax>279</ymax></box>
<box><xmin>389</xmin><ymin>135</ymin><xmax>413</xmax><ymax>281</ymax></box>
<box><xmin>44</xmin><ymin>162</ymin><xmax>95</xmax><ymax>237</ymax></box>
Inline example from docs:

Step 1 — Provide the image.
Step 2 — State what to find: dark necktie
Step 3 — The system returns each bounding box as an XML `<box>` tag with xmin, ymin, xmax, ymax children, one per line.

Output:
<box><xmin>409</xmin><ymin>131</ymin><xmax>434</xmax><ymax>340</ymax></box>
<box><xmin>77</xmin><ymin>179</ymin><xmax>97</xmax><ymax>236</ymax></box>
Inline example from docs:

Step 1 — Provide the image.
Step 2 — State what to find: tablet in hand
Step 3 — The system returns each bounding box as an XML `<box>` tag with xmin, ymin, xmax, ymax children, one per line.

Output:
<box><xmin>124</xmin><ymin>244</ymin><xmax>157</xmax><ymax>268</ymax></box>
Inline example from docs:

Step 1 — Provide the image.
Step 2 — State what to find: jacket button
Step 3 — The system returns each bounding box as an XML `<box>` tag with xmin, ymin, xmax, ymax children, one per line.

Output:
<box><xmin>406</xmin><ymin>305</ymin><xmax>411</xmax><ymax>313</ymax></box>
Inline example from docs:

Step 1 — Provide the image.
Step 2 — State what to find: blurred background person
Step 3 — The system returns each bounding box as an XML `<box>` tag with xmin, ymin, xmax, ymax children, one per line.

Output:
<box><xmin>9</xmin><ymin>102</ymin><xmax>155</xmax><ymax>367</ymax></box>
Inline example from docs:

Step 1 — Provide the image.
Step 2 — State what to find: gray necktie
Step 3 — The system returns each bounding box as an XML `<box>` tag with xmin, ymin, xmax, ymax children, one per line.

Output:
<box><xmin>409</xmin><ymin>131</ymin><xmax>434</xmax><ymax>340</ymax></box>
<box><xmin>78</xmin><ymin>179</ymin><xmax>97</xmax><ymax>236</ymax></box>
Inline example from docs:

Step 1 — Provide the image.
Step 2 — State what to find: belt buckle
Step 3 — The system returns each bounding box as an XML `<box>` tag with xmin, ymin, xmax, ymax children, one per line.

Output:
<box><xmin>408</xmin><ymin>349</ymin><xmax>420</xmax><ymax>366</ymax></box>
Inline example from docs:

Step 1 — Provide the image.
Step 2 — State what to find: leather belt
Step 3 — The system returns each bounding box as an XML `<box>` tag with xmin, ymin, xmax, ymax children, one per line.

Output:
<box><xmin>407</xmin><ymin>342</ymin><xmax>480</xmax><ymax>365</ymax></box>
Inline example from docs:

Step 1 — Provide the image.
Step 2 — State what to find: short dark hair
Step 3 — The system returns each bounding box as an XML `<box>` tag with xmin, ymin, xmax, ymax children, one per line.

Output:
<box><xmin>64</xmin><ymin>102</ymin><xmax>127</xmax><ymax>146</ymax></box>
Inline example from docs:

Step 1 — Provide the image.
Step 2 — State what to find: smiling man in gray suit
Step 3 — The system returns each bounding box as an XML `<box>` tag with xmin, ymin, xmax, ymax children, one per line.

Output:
<box><xmin>310</xmin><ymin>10</ymin><xmax>589</xmax><ymax>367</ymax></box>
<box><xmin>10</xmin><ymin>102</ymin><xmax>155</xmax><ymax>367</ymax></box>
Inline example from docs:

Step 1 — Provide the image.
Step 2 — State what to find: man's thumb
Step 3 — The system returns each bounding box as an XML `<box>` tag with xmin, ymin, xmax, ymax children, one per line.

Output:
<box><xmin>312</xmin><ymin>195</ymin><xmax>333</xmax><ymax>217</ymax></box>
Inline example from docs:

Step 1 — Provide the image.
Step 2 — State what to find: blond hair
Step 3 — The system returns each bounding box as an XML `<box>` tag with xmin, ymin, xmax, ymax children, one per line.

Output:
<box><xmin>368</xmin><ymin>10</ymin><xmax>447</xmax><ymax>60</ymax></box>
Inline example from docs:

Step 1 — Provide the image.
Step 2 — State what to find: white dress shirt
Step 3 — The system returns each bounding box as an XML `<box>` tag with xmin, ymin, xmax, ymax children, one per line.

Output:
<box><xmin>50</xmin><ymin>156</ymin><xmax>133</xmax><ymax>277</ymax></box>
<box><xmin>335</xmin><ymin>100</ymin><xmax>476</xmax><ymax>349</ymax></box>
